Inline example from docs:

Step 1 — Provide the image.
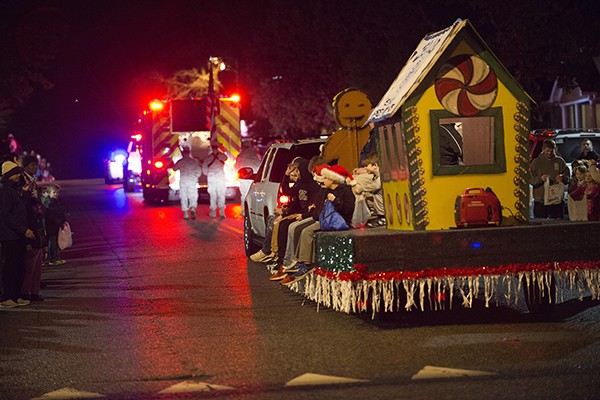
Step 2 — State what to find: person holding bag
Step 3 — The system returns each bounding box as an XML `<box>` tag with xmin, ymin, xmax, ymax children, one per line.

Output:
<box><xmin>530</xmin><ymin>139</ymin><xmax>569</xmax><ymax>219</ymax></box>
<box><xmin>41</xmin><ymin>184</ymin><xmax>67</xmax><ymax>265</ymax></box>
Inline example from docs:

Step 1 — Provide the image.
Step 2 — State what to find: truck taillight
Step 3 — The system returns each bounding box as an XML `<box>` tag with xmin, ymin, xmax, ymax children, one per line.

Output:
<box><xmin>154</xmin><ymin>160</ymin><xmax>164</xmax><ymax>169</ymax></box>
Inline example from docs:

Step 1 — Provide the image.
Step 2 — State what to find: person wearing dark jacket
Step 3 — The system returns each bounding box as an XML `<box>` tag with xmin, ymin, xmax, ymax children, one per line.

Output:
<box><xmin>249</xmin><ymin>157</ymin><xmax>304</xmax><ymax>263</ymax></box>
<box><xmin>278</xmin><ymin>164</ymin><xmax>355</xmax><ymax>285</ymax></box>
<box><xmin>0</xmin><ymin>161</ymin><xmax>35</xmax><ymax>308</ymax></box>
<box><xmin>41</xmin><ymin>184</ymin><xmax>67</xmax><ymax>265</ymax></box>
<box><xmin>269</xmin><ymin>158</ymin><xmax>321</xmax><ymax>268</ymax></box>
<box><xmin>21</xmin><ymin>198</ymin><xmax>47</xmax><ymax>301</ymax></box>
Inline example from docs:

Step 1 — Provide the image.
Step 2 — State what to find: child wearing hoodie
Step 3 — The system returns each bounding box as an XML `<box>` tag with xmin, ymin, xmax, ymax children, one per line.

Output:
<box><xmin>278</xmin><ymin>164</ymin><xmax>355</xmax><ymax>285</ymax></box>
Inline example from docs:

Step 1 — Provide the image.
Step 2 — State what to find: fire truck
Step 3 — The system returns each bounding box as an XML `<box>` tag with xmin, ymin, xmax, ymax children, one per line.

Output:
<box><xmin>134</xmin><ymin>96</ymin><xmax>242</xmax><ymax>204</ymax></box>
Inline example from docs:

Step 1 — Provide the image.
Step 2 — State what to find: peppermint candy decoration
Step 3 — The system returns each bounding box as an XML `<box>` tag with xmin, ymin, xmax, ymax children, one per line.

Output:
<box><xmin>435</xmin><ymin>54</ymin><xmax>498</xmax><ymax>117</ymax></box>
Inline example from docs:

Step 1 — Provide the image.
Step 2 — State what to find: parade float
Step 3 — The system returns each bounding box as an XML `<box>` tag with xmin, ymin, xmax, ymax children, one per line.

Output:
<box><xmin>286</xmin><ymin>19</ymin><xmax>600</xmax><ymax>317</ymax></box>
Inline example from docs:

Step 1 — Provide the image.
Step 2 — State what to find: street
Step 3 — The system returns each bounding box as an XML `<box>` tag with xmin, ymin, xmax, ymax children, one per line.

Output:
<box><xmin>0</xmin><ymin>180</ymin><xmax>599</xmax><ymax>400</ymax></box>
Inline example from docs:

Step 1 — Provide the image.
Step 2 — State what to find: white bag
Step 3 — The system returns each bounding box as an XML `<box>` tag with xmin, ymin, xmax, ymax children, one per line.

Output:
<box><xmin>567</xmin><ymin>195</ymin><xmax>588</xmax><ymax>221</ymax></box>
<box><xmin>58</xmin><ymin>222</ymin><xmax>73</xmax><ymax>250</ymax></box>
<box><xmin>351</xmin><ymin>194</ymin><xmax>371</xmax><ymax>228</ymax></box>
<box><xmin>543</xmin><ymin>178</ymin><xmax>563</xmax><ymax>206</ymax></box>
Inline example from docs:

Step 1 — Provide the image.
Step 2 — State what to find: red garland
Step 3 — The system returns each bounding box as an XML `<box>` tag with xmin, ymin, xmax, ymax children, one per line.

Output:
<box><xmin>313</xmin><ymin>260</ymin><xmax>600</xmax><ymax>282</ymax></box>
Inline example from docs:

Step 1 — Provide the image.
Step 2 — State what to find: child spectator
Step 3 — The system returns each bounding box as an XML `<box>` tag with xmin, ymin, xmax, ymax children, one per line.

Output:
<box><xmin>570</xmin><ymin>169</ymin><xmax>600</xmax><ymax>221</ymax></box>
<box><xmin>567</xmin><ymin>164</ymin><xmax>588</xmax><ymax>221</ymax></box>
<box><xmin>350</xmin><ymin>151</ymin><xmax>385</xmax><ymax>227</ymax></box>
<box><xmin>22</xmin><ymin>198</ymin><xmax>47</xmax><ymax>301</ymax></box>
<box><xmin>269</xmin><ymin>157</ymin><xmax>321</xmax><ymax>274</ymax></box>
<box><xmin>275</xmin><ymin>156</ymin><xmax>327</xmax><ymax>275</ymax></box>
<box><xmin>41</xmin><ymin>184</ymin><xmax>67</xmax><ymax>265</ymax></box>
<box><xmin>249</xmin><ymin>157</ymin><xmax>303</xmax><ymax>263</ymax></box>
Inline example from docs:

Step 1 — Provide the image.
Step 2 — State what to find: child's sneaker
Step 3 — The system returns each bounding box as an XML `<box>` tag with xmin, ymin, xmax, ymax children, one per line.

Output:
<box><xmin>269</xmin><ymin>267</ymin><xmax>287</xmax><ymax>281</ymax></box>
<box><xmin>291</xmin><ymin>264</ymin><xmax>315</xmax><ymax>282</ymax></box>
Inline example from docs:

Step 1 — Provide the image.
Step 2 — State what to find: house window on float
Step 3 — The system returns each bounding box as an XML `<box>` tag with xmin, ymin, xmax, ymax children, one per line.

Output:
<box><xmin>377</xmin><ymin>122</ymin><xmax>409</xmax><ymax>183</ymax></box>
<box><xmin>430</xmin><ymin>108</ymin><xmax>506</xmax><ymax>175</ymax></box>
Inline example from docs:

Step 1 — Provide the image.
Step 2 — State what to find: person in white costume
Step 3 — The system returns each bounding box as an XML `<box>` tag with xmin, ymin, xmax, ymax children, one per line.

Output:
<box><xmin>173</xmin><ymin>147</ymin><xmax>202</xmax><ymax>219</ymax></box>
<box><xmin>202</xmin><ymin>143</ymin><xmax>228</xmax><ymax>218</ymax></box>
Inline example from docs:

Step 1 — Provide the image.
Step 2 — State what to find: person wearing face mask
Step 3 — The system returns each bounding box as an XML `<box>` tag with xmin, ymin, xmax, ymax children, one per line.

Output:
<box><xmin>41</xmin><ymin>184</ymin><xmax>67</xmax><ymax>266</ymax></box>
<box><xmin>0</xmin><ymin>161</ymin><xmax>35</xmax><ymax>308</ymax></box>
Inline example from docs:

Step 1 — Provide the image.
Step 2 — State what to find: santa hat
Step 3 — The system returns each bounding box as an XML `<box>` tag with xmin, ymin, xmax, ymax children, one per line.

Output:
<box><xmin>312</xmin><ymin>164</ymin><xmax>328</xmax><ymax>183</ymax></box>
<box><xmin>321</xmin><ymin>165</ymin><xmax>353</xmax><ymax>184</ymax></box>
<box><xmin>1</xmin><ymin>161</ymin><xmax>22</xmax><ymax>178</ymax></box>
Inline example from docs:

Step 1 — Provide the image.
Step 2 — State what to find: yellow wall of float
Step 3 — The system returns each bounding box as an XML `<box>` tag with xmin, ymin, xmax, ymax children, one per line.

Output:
<box><xmin>383</xmin><ymin>77</ymin><xmax>522</xmax><ymax>231</ymax></box>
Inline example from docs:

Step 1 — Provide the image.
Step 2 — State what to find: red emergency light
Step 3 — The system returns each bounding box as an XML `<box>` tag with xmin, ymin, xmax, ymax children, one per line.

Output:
<box><xmin>154</xmin><ymin>160</ymin><xmax>165</xmax><ymax>169</ymax></box>
<box><xmin>149</xmin><ymin>100</ymin><xmax>164</xmax><ymax>111</ymax></box>
<box><xmin>220</xmin><ymin>94</ymin><xmax>241</xmax><ymax>103</ymax></box>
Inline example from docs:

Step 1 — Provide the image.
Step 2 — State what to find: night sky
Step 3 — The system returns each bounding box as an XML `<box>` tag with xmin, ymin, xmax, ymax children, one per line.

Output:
<box><xmin>2</xmin><ymin>1</ymin><xmax>600</xmax><ymax>179</ymax></box>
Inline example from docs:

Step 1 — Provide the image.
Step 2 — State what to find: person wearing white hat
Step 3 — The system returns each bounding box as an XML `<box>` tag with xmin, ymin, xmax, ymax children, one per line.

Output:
<box><xmin>0</xmin><ymin>161</ymin><xmax>35</xmax><ymax>308</ymax></box>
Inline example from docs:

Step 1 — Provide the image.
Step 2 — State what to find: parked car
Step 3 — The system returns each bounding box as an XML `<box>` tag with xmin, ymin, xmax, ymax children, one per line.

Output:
<box><xmin>238</xmin><ymin>138</ymin><xmax>325</xmax><ymax>256</ymax></box>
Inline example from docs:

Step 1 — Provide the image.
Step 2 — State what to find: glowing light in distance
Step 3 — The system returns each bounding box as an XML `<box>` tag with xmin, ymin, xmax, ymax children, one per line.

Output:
<box><xmin>154</xmin><ymin>160</ymin><xmax>164</xmax><ymax>169</ymax></box>
<box><xmin>149</xmin><ymin>100</ymin><xmax>164</xmax><ymax>111</ymax></box>
<box><xmin>131</xmin><ymin>133</ymin><xmax>142</xmax><ymax>142</ymax></box>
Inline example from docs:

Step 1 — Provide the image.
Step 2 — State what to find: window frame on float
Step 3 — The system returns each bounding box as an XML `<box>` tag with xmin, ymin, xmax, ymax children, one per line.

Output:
<box><xmin>430</xmin><ymin>107</ymin><xmax>506</xmax><ymax>175</ymax></box>
<box><xmin>377</xmin><ymin>121</ymin><xmax>410</xmax><ymax>183</ymax></box>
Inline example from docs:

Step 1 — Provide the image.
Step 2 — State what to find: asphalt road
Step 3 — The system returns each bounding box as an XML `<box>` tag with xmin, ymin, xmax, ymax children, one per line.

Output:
<box><xmin>0</xmin><ymin>180</ymin><xmax>599</xmax><ymax>400</ymax></box>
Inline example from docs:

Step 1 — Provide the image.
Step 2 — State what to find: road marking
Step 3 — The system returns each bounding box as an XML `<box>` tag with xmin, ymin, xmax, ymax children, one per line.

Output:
<box><xmin>411</xmin><ymin>365</ymin><xmax>497</xmax><ymax>380</ymax></box>
<box><xmin>285</xmin><ymin>373</ymin><xmax>368</xmax><ymax>386</ymax></box>
<box><xmin>32</xmin><ymin>387</ymin><xmax>105</xmax><ymax>399</ymax></box>
<box><xmin>158</xmin><ymin>381</ymin><xmax>234</xmax><ymax>393</ymax></box>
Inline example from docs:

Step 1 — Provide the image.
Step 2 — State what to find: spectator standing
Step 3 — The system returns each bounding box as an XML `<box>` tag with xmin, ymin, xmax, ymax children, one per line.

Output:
<box><xmin>21</xmin><ymin>198</ymin><xmax>47</xmax><ymax>301</ymax></box>
<box><xmin>173</xmin><ymin>147</ymin><xmax>202</xmax><ymax>220</ymax></box>
<box><xmin>41</xmin><ymin>184</ymin><xmax>67</xmax><ymax>266</ymax></box>
<box><xmin>21</xmin><ymin>155</ymin><xmax>40</xmax><ymax>200</ymax></box>
<box><xmin>567</xmin><ymin>164</ymin><xmax>588</xmax><ymax>221</ymax></box>
<box><xmin>577</xmin><ymin>139</ymin><xmax>600</xmax><ymax>162</ymax></box>
<box><xmin>7</xmin><ymin>134</ymin><xmax>22</xmax><ymax>155</ymax></box>
<box><xmin>201</xmin><ymin>144</ymin><xmax>228</xmax><ymax>218</ymax></box>
<box><xmin>570</xmin><ymin>169</ymin><xmax>600</xmax><ymax>221</ymax></box>
<box><xmin>0</xmin><ymin>161</ymin><xmax>34</xmax><ymax>308</ymax></box>
<box><xmin>530</xmin><ymin>139</ymin><xmax>569</xmax><ymax>219</ymax></box>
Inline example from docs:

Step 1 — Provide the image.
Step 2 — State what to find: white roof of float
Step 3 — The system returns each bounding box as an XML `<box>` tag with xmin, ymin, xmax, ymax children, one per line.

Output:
<box><xmin>366</xmin><ymin>19</ymin><xmax>467</xmax><ymax>125</ymax></box>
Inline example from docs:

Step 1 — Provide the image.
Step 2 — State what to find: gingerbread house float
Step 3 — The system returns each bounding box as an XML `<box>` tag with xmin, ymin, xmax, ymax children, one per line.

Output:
<box><xmin>288</xmin><ymin>19</ymin><xmax>600</xmax><ymax>317</ymax></box>
<box><xmin>367</xmin><ymin>18</ymin><xmax>531</xmax><ymax>230</ymax></box>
